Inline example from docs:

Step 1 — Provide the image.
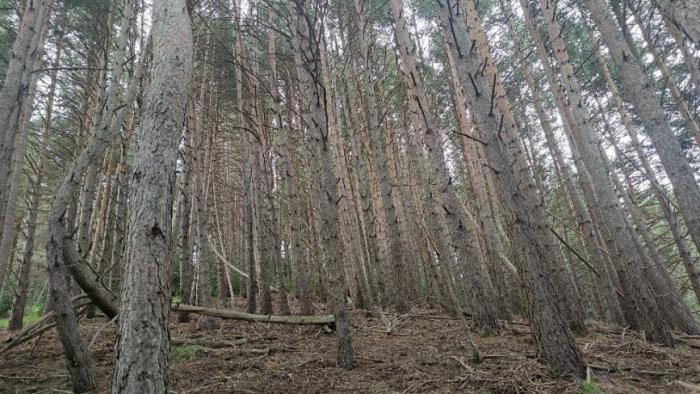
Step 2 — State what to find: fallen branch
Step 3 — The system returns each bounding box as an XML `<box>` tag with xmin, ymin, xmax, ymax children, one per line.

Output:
<box><xmin>171</xmin><ymin>304</ymin><xmax>335</xmax><ymax>326</ymax></box>
<box><xmin>207</xmin><ymin>238</ymin><xmax>278</xmax><ymax>292</ymax></box>
<box><xmin>1</xmin><ymin>298</ymin><xmax>91</xmax><ymax>357</ymax></box>
<box><xmin>675</xmin><ymin>381</ymin><xmax>700</xmax><ymax>393</ymax></box>
<box><xmin>171</xmin><ymin>338</ymin><xmax>248</xmax><ymax>348</ymax></box>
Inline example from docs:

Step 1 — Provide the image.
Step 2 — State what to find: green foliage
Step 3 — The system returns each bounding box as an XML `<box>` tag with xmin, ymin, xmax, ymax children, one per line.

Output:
<box><xmin>580</xmin><ymin>380</ymin><xmax>601</xmax><ymax>394</ymax></box>
<box><xmin>0</xmin><ymin>303</ymin><xmax>42</xmax><ymax>329</ymax></box>
<box><xmin>170</xmin><ymin>344</ymin><xmax>200</xmax><ymax>364</ymax></box>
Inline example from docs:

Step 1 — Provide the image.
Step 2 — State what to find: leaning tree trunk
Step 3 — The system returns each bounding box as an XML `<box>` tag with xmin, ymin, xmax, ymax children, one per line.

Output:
<box><xmin>0</xmin><ymin>0</ymin><xmax>54</xmax><ymax>293</ymax></box>
<box><xmin>500</xmin><ymin>11</ymin><xmax>624</xmax><ymax>325</ymax></box>
<box><xmin>523</xmin><ymin>0</ymin><xmax>672</xmax><ymax>345</ymax></box>
<box><xmin>110</xmin><ymin>0</ymin><xmax>192</xmax><ymax>392</ymax></box>
<box><xmin>653</xmin><ymin>0</ymin><xmax>700</xmax><ymax>45</ymax></box>
<box><xmin>391</xmin><ymin>0</ymin><xmax>501</xmax><ymax>334</ymax></box>
<box><xmin>584</xmin><ymin>0</ymin><xmax>700</xmax><ymax>289</ymax></box>
<box><xmin>437</xmin><ymin>0</ymin><xmax>584</xmax><ymax>376</ymax></box>
<box><xmin>46</xmin><ymin>2</ymin><xmax>142</xmax><ymax>392</ymax></box>
<box><xmin>8</xmin><ymin>41</ymin><xmax>60</xmax><ymax>331</ymax></box>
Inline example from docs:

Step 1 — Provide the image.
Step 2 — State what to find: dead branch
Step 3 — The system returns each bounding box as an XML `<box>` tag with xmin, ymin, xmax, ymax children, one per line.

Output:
<box><xmin>171</xmin><ymin>304</ymin><xmax>335</xmax><ymax>325</ymax></box>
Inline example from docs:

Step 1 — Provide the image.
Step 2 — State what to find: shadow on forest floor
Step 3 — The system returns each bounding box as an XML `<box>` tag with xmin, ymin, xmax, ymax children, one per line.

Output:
<box><xmin>1</xmin><ymin>299</ymin><xmax>699</xmax><ymax>393</ymax></box>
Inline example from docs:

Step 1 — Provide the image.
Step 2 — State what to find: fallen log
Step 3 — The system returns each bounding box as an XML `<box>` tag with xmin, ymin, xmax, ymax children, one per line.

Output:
<box><xmin>171</xmin><ymin>338</ymin><xmax>248</xmax><ymax>348</ymax></box>
<box><xmin>171</xmin><ymin>304</ymin><xmax>335</xmax><ymax>325</ymax></box>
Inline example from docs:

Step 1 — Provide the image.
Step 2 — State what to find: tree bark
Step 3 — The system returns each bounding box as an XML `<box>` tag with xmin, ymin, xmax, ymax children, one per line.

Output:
<box><xmin>437</xmin><ymin>0</ymin><xmax>583</xmax><ymax>375</ymax></box>
<box><xmin>110</xmin><ymin>0</ymin><xmax>192</xmax><ymax>392</ymax></box>
<box><xmin>292</xmin><ymin>0</ymin><xmax>353</xmax><ymax>369</ymax></box>
<box><xmin>584</xmin><ymin>0</ymin><xmax>700</xmax><ymax>282</ymax></box>
<box><xmin>8</xmin><ymin>41</ymin><xmax>60</xmax><ymax>330</ymax></box>
<box><xmin>0</xmin><ymin>0</ymin><xmax>54</xmax><ymax>293</ymax></box>
<box><xmin>391</xmin><ymin>0</ymin><xmax>501</xmax><ymax>335</ymax></box>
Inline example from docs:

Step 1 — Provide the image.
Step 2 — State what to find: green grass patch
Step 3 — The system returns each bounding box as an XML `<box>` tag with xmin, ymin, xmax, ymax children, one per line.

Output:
<box><xmin>170</xmin><ymin>344</ymin><xmax>199</xmax><ymax>364</ymax></box>
<box><xmin>580</xmin><ymin>380</ymin><xmax>601</xmax><ymax>394</ymax></box>
<box><xmin>0</xmin><ymin>304</ymin><xmax>43</xmax><ymax>329</ymax></box>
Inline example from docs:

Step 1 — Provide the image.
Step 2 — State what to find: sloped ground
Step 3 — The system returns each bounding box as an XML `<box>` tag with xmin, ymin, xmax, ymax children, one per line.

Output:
<box><xmin>1</xmin><ymin>300</ymin><xmax>699</xmax><ymax>393</ymax></box>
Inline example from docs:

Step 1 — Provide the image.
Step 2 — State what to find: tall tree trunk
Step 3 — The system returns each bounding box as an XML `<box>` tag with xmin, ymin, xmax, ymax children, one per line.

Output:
<box><xmin>653</xmin><ymin>0</ymin><xmax>700</xmax><ymax>44</ymax></box>
<box><xmin>111</xmin><ymin>0</ymin><xmax>192</xmax><ymax>391</ymax></box>
<box><xmin>437</xmin><ymin>0</ymin><xmax>583</xmax><ymax>375</ymax></box>
<box><xmin>391</xmin><ymin>0</ymin><xmax>501</xmax><ymax>334</ymax></box>
<box><xmin>267</xmin><ymin>18</ymin><xmax>290</xmax><ymax>315</ymax></box>
<box><xmin>293</xmin><ymin>0</ymin><xmax>353</xmax><ymax>369</ymax></box>
<box><xmin>523</xmin><ymin>0</ymin><xmax>672</xmax><ymax>345</ymax></box>
<box><xmin>625</xmin><ymin>0</ymin><xmax>700</xmax><ymax>147</ymax></box>
<box><xmin>284</xmin><ymin>80</ymin><xmax>313</xmax><ymax>315</ymax></box>
<box><xmin>177</xmin><ymin>91</ymin><xmax>196</xmax><ymax>322</ymax></box>
<box><xmin>584</xmin><ymin>0</ymin><xmax>700</xmax><ymax>283</ymax></box>
<box><xmin>0</xmin><ymin>0</ymin><xmax>54</xmax><ymax>292</ymax></box>
<box><xmin>500</xmin><ymin>11</ymin><xmax>624</xmax><ymax>324</ymax></box>
<box><xmin>353</xmin><ymin>0</ymin><xmax>411</xmax><ymax>313</ymax></box>
<box><xmin>8</xmin><ymin>40</ymin><xmax>61</xmax><ymax>330</ymax></box>
<box><xmin>46</xmin><ymin>2</ymin><xmax>145</xmax><ymax>391</ymax></box>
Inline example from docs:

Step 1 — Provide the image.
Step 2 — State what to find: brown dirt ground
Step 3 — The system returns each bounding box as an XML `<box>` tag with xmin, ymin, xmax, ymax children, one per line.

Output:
<box><xmin>1</xmin><ymin>300</ymin><xmax>699</xmax><ymax>393</ymax></box>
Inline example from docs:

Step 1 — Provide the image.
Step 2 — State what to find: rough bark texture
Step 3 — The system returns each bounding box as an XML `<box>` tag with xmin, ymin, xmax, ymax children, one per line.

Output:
<box><xmin>584</xmin><ymin>0</ymin><xmax>700</xmax><ymax>290</ymax></box>
<box><xmin>178</xmin><ymin>92</ymin><xmax>196</xmax><ymax>323</ymax></box>
<box><xmin>653</xmin><ymin>0</ymin><xmax>700</xmax><ymax>45</ymax></box>
<box><xmin>8</xmin><ymin>41</ymin><xmax>60</xmax><ymax>331</ymax></box>
<box><xmin>437</xmin><ymin>0</ymin><xmax>583</xmax><ymax>376</ymax></box>
<box><xmin>293</xmin><ymin>0</ymin><xmax>353</xmax><ymax>369</ymax></box>
<box><xmin>353</xmin><ymin>0</ymin><xmax>410</xmax><ymax>313</ymax></box>
<box><xmin>391</xmin><ymin>0</ymin><xmax>501</xmax><ymax>335</ymax></box>
<box><xmin>0</xmin><ymin>0</ymin><xmax>54</xmax><ymax>292</ymax></box>
<box><xmin>110</xmin><ymin>0</ymin><xmax>192</xmax><ymax>392</ymax></box>
<box><xmin>524</xmin><ymin>0</ymin><xmax>672</xmax><ymax>345</ymax></box>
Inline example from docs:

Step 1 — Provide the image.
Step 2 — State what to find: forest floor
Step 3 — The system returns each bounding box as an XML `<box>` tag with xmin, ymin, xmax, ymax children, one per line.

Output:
<box><xmin>1</xmin><ymin>299</ymin><xmax>700</xmax><ymax>393</ymax></box>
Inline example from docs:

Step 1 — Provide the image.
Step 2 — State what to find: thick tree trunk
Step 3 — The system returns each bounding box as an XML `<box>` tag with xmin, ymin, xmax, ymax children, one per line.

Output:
<box><xmin>110</xmin><ymin>0</ymin><xmax>192</xmax><ymax>392</ymax></box>
<box><xmin>523</xmin><ymin>0</ymin><xmax>672</xmax><ymax>345</ymax></box>
<box><xmin>437</xmin><ymin>0</ymin><xmax>583</xmax><ymax>375</ymax></box>
<box><xmin>653</xmin><ymin>0</ymin><xmax>700</xmax><ymax>45</ymax></box>
<box><xmin>391</xmin><ymin>0</ymin><xmax>501</xmax><ymax>335</ymax></box>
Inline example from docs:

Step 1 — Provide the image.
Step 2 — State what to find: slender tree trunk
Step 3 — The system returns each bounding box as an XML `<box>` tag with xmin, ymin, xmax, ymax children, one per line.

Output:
<box><xmin>523</xmin><ymin>0</ymin><xmax>672</xmax><ymax>344</ymax></box>
<box><xmin>8</xmin><ymin>42</ymin><xmax>60</xmax><ymax>330</ymax></box>
<box><xmin>500</xmin><ymin>12</ymin><xmax>625</xmax><ymax>324</ymax></box>
<box><xmin>177</xmin><ymin>91</ymin><xmax>196</xmax><ymax>322</ymax></box>
<box><xmin>267</xmin><ymin>19</ymin><xmax>290</xmax><ymax>315</ymax></box>
<box><xmin>625</xmin><ymin>0</ymin><xmax>700</xmax><ymax>147</ymax></box>
<box><xmin>293</xmin><ymin>0</ymin><xmax>353</xmax><ymax>369</ymax></box>
<box><xmin>0</xmin><ymin>0</ymin><xmax>54</xmax><ymax>292</ymax></box>
<box><xmin>584</xmin><ymin>0</ymin><xmax>700</xmax><ymax>279</ymax></box>
<box><xmin>284</xmin><ymin>81</ymin><xmax>313</xmax><ymax>315</ymax></box>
